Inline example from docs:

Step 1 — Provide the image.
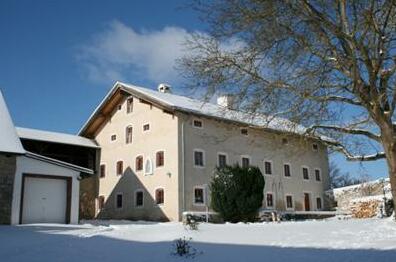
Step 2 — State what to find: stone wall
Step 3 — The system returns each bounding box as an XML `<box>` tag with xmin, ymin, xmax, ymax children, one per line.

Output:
<box><xmin>0</xmin><ymin>154</ymin><xmax>16</xmax><ymax>224</ymax></box>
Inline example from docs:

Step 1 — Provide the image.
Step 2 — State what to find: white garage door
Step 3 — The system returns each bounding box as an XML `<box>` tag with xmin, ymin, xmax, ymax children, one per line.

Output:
<box><xmin>22</xmin><ymin>176</ymin><xmax>68</xmax><ymax>224</ymax></box>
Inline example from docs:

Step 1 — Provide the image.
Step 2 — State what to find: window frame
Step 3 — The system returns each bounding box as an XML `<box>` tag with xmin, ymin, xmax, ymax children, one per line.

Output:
<box><xmin>193</xmin><ymin>186</ymin><xmax>206</xmax><ymax>206</ymax></box>
<box><xmin>143</xmin><ymin>123</ymin><xmax>150</xmax><ymax>132</ymax></box>
<box><xmin>126</xmin><ymin>97</ymin><xmax>134</xmax><ymax>114</ymax></box>
<box><xmin>115</xmin><ymin>193</ymin><xmax>123</xmax><ymax>209</ymax></box>
<box><xmin>154</xmin><ymin>187</ymin><xmax>165</xmax><ymax>206</ymax></box>
<box><xmin>285</xmin><ymin>194</ymin><xmax>294</xmax><ymax>210</ymax></box>
<box><xmin>110</xmin><ymin>134</ymin><xmax>117</xmax><ymax>142</ymax></box>
<box><xmin>266</xmin><ymin>192</ymin><xmax>274</xmax><ymax>209</ymax></box>
<box><xmin>125</xmin><ymin>125</ymin><xmax>133</xmax><ymax>144</ymax></box>
<box><xmin>193</xmin><ymin>149</ymin><xmax>205</xmax><ymax>168</ymax></box>
<box><xmin>263</xmin><ymin>160</ymin><xmax>273</xmax><ymax>175</ymax></box>
<box><xmin>192</xmin><ymin>118</ymin><xmax>203</xmax><ymax>129</ymax></box>
<box><xmin>314</xmin><ymin>168</ymin><xmax>322</xmax><ymax>182</ymax></box>
<box><xmin>116</xmin><ymin>160</ymin><xmax>124</xmax><ymax>176</ymax></box>
<box><xmin>316</xmin><ymin>196</ymin><xmax>323</xmax><ymax>210</ymax></box>
<box><xmin>217</xmin><ymin>152</ymin><xmax>228</xmax><ymax>168</ymax></box>
<box><xmin>302</xmin><ymin>166</ymin><xmax>310</xmax><ymax>180</ymax></box>
<box><xmin>240</xmin><ymin>128</ymin><xmax>249</xmax><ymax>136</ymax></box>
<box><xmin>144</xmin><ymin>158</ymin><xmax>153</xmax><ymax>175</ymax></box>
<box><xmin>135</xmin><ymin>189</ymin><xmax>144</xmax><ymax>208</ymax></box>
<box><xmin>156</xmin><ymin>150</ymin><xmax>165</xmax><ymax>168</ymax></box>
<box><xmin>100</xmin><ymin>164</ymin><xmax>106</xmax><ymax>178</ymax></box>
<box><xmin>240</xmin><ymin>155</ymin><xmax>251</xmax><ymax>168</ymax></box>
<box><xmin>135</xmin><ymin>155</ymin><xmax>144</xmax><ymax>172</ymax></box>
<box><xmin>283</xmin><ymin>163</ymin><xmax>291</xmax><ymax>178</ymax></box>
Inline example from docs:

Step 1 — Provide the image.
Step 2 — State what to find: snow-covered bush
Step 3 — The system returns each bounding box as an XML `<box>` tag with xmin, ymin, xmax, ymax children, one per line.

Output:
<box><xmin>210</xmin><ymin>165</ymin><xmax>264</xmax><ymax>222</ymax></box>
<box><xmin>172</xmin><ymin>237</ymin><xmax>201</xmax><ymax>257</ymax></box>
<box><xmin>185</xmin><ymin>214</ymin><xmax>199</xmax><ymax>230</ymax></box>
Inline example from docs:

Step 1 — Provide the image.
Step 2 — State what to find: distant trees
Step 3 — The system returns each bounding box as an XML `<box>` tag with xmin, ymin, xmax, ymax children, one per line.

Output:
<box><xmin>210</xmin><ymin>165</ymin><xmax>264</xmax><ymax>222</ymax></box>
<box><xmin>329</xmin><ymin>162</ymin><xmax>366</xmax><ymax>188</ymax></box>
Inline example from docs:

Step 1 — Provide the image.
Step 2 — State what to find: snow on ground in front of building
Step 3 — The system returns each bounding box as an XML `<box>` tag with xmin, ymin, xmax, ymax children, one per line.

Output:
<box><xmin>1</xmin><ymin>218</ymin><xmax>396</xmax><ymax>262</ymax></box>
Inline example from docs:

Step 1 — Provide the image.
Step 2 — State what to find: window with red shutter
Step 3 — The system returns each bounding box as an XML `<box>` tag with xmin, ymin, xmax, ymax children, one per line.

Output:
<box><xmin>136</xmin><ymin>156</ymin><xmax>143</xmax><ymax>171</ymax></box>
<box><xmin>116</xmin><ymin>161</ymin><xmax>123</xmax><ymax>175</ymax></box>
<box><xmin>156</xmin><ymin>151</ymin><xmax>164</xmax><ymax>167</ymax></box>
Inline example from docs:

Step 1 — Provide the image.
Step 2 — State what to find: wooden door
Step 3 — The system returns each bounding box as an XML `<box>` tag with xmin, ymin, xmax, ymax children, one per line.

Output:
<box><xmin>304</xmin><ymin>193</ymin><xmax>310</xmax><ymax>211</ymax></box>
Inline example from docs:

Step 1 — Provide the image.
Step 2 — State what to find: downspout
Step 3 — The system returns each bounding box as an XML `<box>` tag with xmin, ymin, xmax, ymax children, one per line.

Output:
<box><xmin>181</xmin><ymin>120</ymin><xmax>185</xmax><ymax>215</ymax></box>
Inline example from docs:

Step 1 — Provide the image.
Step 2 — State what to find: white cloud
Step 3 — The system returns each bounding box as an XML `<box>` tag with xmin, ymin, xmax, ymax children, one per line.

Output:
<box><xmin>77</xmin><ymin>20</ymin><xmax>190</xmax><ymax>85</ymax></box>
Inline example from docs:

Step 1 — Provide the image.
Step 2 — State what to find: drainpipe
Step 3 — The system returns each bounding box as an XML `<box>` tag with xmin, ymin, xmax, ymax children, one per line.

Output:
<box><xmin>181</xmin><ymin>120</ymin><xmax>185</xmax><ymax>215</ymax></box>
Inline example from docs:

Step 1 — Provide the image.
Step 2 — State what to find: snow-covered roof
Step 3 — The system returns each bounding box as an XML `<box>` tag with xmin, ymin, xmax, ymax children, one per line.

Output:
<box><xmin>17</xmin><ymin>127</ymin><xmax>99</xmax><ymax>149</ymax></box>
<box><xmin>0</xmin><ymin>90</ymin><xmax>25</xmax><ymax>154</ymax></box>
<box><xmin>80</xmin><ymin>81</ymin><xmax>327</xmax><ymax>140</ymax></box>
<box><xmin>25</xmin><ymin>151</ymin><xmax>94</xmax><ymax>174</ymax></box>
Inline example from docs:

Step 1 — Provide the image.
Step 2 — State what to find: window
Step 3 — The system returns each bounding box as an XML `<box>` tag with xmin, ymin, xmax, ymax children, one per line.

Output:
<box><xmin>316</xmin><ymin>197</ymin><xmax>322</xmax><ymax>210</ymax></box>
<box><xmin>135</xmin><ymin>191</ymin><xmax>144</xmax><ymax>207</ymax></box>
<box><xmin>284</xmin><ymin>164</ymin><xmax>291</xmax><ymax>177</ymax></box>
<box><xmin>282</xmin><ymin>138</ymin><xmax>289</xmax><ymax>145</ymax></box>
<box><xmin>116</xmin><ymin>161</ymin><xmax>123</xmax><ymax>176</ymax></box>
<box><xmin>193</xmin><ymin>119</ymin><xmax>203</xmax><ymax>128</ymax></box>
<box><xmin>241</xmin><ymin>128</ymin><xmax>248</xmax><ymax>136</ymax></box>
<box><xmin>302</xmin><ymin>167</ymin><xmax>309</xmax><ymax>180</ymax></box>
<box><xmin>98</xmin><ymin>196</ymin><xmax>105</xmax><ymax>210</ymax></box>
<box><xmin>194</xmin><ymin>150</ymin><xmax>205</xmax><ymax>167</ymax></box>
<box><xmin>315</xmin><ymin>169</ymin><xmax>321</xmax><ymax>181</ymax></box>
<box><xmin>156</xmin><ymin>151</ymin><xmax>164</xmax><ymax>167</ymax></box>
<box><xmin>264</xmin><ymin>161</ymin><xmax>272</xmax><ymax>175</ymax></box>
<box><xmin>127</xmin><ymin>97</ymin><xmax>133</xmax><ymax>113</ymax></box>
<box><xmin>116</xmin><ymin>193</ymin><xmax>123</xmax><ymax>209</ymax></box>
<box><xmin>218</xmin><ymin>153</ymin><xmax>227</xmax><ymax>168</ymax></box>
<box><xmin>155</xmin><ymin>188</ymin><xmax>164</xmax><ymax>205</ymax></box>
<box><xmin>126</xmin><ymin>126</ymin><xmax>133</xmax><ymax>144</ymax></box>
<box><xmin>145</xmin><ymin>158</ymin><xmax>153</xmax><ymax>175</ymax></box>
<box><xmin>194</xmin><ymin>187</ymin><xmax>204</xmax><ymax>204</ymax></box>
<box><xmin>286</xmin><ymin>195</ymin><xmax>293</xmax><ymax>209</ymax></box>
<box><xmin>266</xmin><ymin>193</ymin><xmax>274</xmax><ymax>208</ymax></box>
<box><xmin>100</xmin><ymin>164</ymin><xmax>106</xmax><ymax>178</ymax></box>
<box><xmin>143</xmin><ymin>123</ymin><xmax>150</xmax><ymax>131</ymax></box>
<box><xmin>135</xmin><ymin>156</ymin><xmax>143</xmax><ymax>171</ymax></box>
<box><xmin>312</xmin><ymin>143</ymin><xmax>319</xmax><ymax>151</ymax></box>
<box><xmin>241</xmin><ymin>156</ymin><xmax>250</xmax><ymax>168</ymax></box>
<box><xmin>111</xmin><ymin>134</ymin><xmax>117</xmax><ymax>141</ymax></box>
<box><xmin>118</xmin><ymin>105</ymin><xmax>122</xmax><ymax>110</ymax></box>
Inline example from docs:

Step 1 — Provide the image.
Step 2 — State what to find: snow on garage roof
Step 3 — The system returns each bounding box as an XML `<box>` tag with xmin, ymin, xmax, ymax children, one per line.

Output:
<box><xmin>0</xmin><ymin>90</ymin><xmax>25</xmax><ymax>154</ymax></box>
<box><xmin>17</xmin><ymin>127</ymin><xmax>99</xmax><ymax>149</ymax></box>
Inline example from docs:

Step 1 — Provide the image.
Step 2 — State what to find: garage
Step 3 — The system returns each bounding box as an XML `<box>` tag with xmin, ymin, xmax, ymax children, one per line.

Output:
<box><xmin>21</xmin><ymin>175</ymin><xmax>71</xmax><ymax>224</ymax></box>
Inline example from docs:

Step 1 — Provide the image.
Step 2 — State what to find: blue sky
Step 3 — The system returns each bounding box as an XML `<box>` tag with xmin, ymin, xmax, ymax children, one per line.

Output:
<box><xmin>0</xmin><ymin>0</ymin><xmax>388</xmax><ymax>179</ymax></box>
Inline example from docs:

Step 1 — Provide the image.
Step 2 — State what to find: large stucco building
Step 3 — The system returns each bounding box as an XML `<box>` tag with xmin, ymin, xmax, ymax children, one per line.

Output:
<box><xmin>80</xmin><ymin>82</ymin><xmax>330</xmax><ymax>221</ymax></box>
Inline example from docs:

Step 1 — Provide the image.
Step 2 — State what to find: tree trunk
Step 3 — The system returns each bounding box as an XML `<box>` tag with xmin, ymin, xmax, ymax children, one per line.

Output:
<box><xmin>381</xmin><ymin>128</ymin><xmax>396</xmax><ymax>219</ymax></box>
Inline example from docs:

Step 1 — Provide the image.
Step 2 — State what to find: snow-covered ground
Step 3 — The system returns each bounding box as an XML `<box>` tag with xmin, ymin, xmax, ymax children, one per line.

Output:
<box><xmin>1</xmin><ymin>218</ymin><xmax>396</xmax><ymax>262</ymax></box>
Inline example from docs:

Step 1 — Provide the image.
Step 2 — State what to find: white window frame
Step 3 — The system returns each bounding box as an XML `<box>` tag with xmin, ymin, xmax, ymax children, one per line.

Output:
<box><xmin>314</xmin><ymin>168</ymin><xmax>322</xmax><ymax>182</ymax></box>
<box><xmin>283</xmin><ymin>162</ymin><xmax>292</xmax><ymax>178</ymax></box>
<box><xmin>125</xmin><ymin>125</ymin><xmax>133</xmax><ymax>144</ymax></box>
<box><xmin>263</xmin><ymin>160</ymin><xmax>273</xmax><ymax>175</ymax></box>
<box><xmin>116</xmin><ymin>159</ymin><xmax>124</xmax><ymax>176</ymax></box>
<box><xmin>115</xmin><ymin>192</ymin><xmax>123</xmax><ymax>210</ymax></box>
<box><xmin>135</xmin><ymin>154</ymin><xmax>144</xmax><ymax>172</ymax></box>
<box><xmin>193</xmin><ymin>186</ymin><xmax>206</xmax><ymax>206</ymax></box>
<box><xmin>217</xmin><ymin>152</ymin><xmax>228</xmax><ymax>168</ymax></box>
<box><xmin>302</xmin><ymin>165</ymin><xmax>310</xmax><ymax>181</ymax></box>
<box><xmin>144</xmin><ymin>158</ymin><xmax>153</xmax><ymax>175</ymax></box>
<box><xmin>192</xmin><ymin>118</ymin><xmax>204</xmax><ymax>129</ymax></box>
<box><xmin>285</xmin><ymin>194</ymin><xmax>294</xmax><ymax>210</ymax></box>
<box><xmin>142</xmin><ymin>122</ymin><xmax>151</xmax><ymax>132</ymax></box>
<box><xmin>134</xmin><ymin>189</ymin><xmax>144</xmax><ymax>208</ymax></box>
<box><xmin>240</xmin><ymin>155</ymin><xmax>251</xmax><ymax>168</ymax></box>
<box><xmin>193</xmin><ymin>149</ymin><xmax>206</xmax><ymax>168</ymax></box>
<box><xmin>126</xmin><ymin>97</ymin><xmax>134</xmax><ymax>114</ymax></box>
<box><xmin>154</xmin><ymin>187</ymin><xmax>165</xmax><ymax>206</ymax></box>
<box><xmin>266</xmin><ymin>191</ymin><xmax>275</xmax><ymax>209</ymax></box>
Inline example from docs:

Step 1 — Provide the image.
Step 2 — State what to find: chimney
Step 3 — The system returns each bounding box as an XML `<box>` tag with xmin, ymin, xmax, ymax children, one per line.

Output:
<box><xmin>158</xmin><ymin>83</ymin><xmax>172</xmax><ymax>93</ymax></box>
<box><xmin>217</xmin><ymin>94</ymin><xmax>235</xmax><ymax>109</ymax></box>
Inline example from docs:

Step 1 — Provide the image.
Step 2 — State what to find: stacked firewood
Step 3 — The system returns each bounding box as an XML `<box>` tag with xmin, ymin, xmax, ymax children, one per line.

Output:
<box><xmin>350</xmin><ymin>200</ymin><xmax>380</xmax><ymax>218</ymax></box>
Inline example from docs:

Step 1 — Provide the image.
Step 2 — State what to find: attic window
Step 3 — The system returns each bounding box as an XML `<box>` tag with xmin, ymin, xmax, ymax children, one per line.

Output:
<box><xmin>312</xmin><ymin>143</ymin><xmax>319</xmax><ymax>151</ymax></box>
<box><xmin>143</xmin><ymin>124</ymin><xmax>150</xmax><ymax>131</ymax></box>
<box><xmin>111</xmin><ymin>134</ymin><xmax>117</xmax><ymax>141</ymax></box>
<box><xmin>193</xmin><ymin>119</ymin><xmax>203</xmax><ymax>128</ymax></box>
<box><xmin>127</xmin><ymin>98</ymin><xmax>133</xmax><ymax>113</ymax></box>
<box><xmin>241</xmin><ymin>128</ymin><xmax>248</xmax><ymax>136</ymax></box>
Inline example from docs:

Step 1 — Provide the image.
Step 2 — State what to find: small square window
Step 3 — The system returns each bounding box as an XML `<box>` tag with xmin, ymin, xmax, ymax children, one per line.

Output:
<box><xmin>193</xmin><ymin>120</ymin><xmax>203</xmax><ymax>128</ymax></box>
<box><xmin>241</xmin><ymin>128</ymin><xmax>248</xmax><ymax>136</ymax></box>
<box><xmin>143</xmin><ymin>124</ymin><xmax>150</xmax><ymax>131</ymax></box>
<box><xmin>111</xmin><ymin>134</ymin><xmax>117</xmax><ymax>141</ymax></box>
<box><xmin>312</xmin><ymin>143</ymin><xmax>319</xmax><ymax>151</ymax></box>
<box><xmin>264</xmin><ymin>161</ymin><xmax>272</xmax><ymax>175</ymax></box>
<box><xmin>194</xmin><ymin>188</ymin><xmax>204</xmax><ymax>204</ymax></box>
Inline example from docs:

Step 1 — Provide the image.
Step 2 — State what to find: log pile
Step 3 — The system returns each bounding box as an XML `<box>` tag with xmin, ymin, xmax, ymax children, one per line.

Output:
<box><xmin>350</xmin><ymin>200</ymin><xmax>379</xmax><ymax>218</ymax></box>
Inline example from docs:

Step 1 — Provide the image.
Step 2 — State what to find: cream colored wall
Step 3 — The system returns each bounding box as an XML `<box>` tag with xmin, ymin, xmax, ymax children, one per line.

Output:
<box><xmin>95</xmin><ymin>97</ymin><xmax>180</xmax><ymax>221</ymax></box>
<box><xmin>179</xmin><ymin>114</ymin><xmax>330</xmax><ymax>214</ymax></box>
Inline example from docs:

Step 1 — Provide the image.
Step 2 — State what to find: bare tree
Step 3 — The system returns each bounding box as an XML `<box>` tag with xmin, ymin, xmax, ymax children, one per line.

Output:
<box><xmin>179</xmin><ymin>0</ymin><xmax>396</xmax><ymax>213</ymax></box>
<box><xmin>329</xmin><ymin>161</ymin><xmax>365</xmax><ymax>188</ymax></box>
